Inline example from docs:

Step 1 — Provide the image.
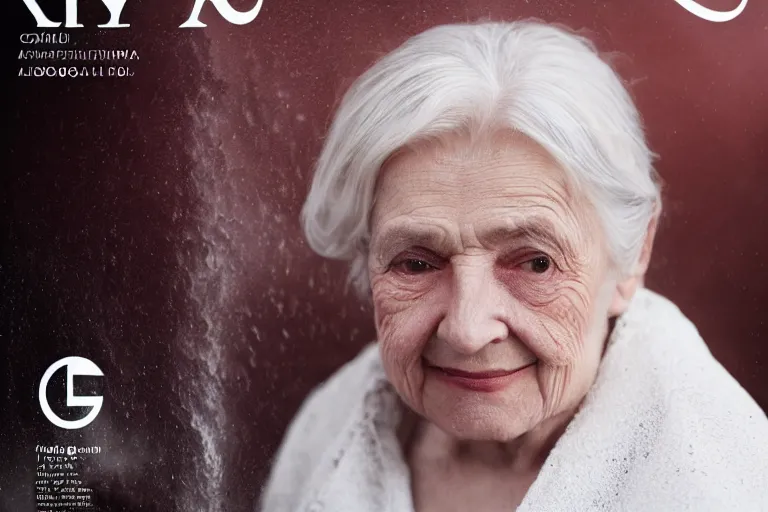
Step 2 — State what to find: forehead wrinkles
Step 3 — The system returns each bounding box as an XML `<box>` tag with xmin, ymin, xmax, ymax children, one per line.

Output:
<box><xmin>373</xmin><ymin>167</ymin><xmax>580</xmax><ymax>243</ymax></box>
<box><xmin>370</xmin><ymin>133</ymin><xmax>596</xmax><ymax>250</ymax></box>
<box><xmin>381</xmin><ymin>138</ymin><xmax>574</xmax><ymax>200</ymax></box>
<box><xmin>435</xmin><ymin>152</ymin><xmax>568</xmax><ymax>189</ymax></box>
<box><xmin>375</xmin><ymin>160</ymin><xmax>574</xmax><ymax>211</ymax></box>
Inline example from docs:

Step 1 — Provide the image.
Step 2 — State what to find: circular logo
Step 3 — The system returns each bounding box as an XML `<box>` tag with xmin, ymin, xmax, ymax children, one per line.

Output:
<box><xmin>39</xmin><ymin>357</ymin><xmax>104</xmax><ymax>430</ymax></box>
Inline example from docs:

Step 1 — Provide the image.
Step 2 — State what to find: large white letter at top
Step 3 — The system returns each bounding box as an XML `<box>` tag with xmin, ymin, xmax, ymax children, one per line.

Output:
<box><xmin>180</xmin><ymin>0</ymin><xmax>264</xmax><ymax>28</ymax></box>
<box><xmin>21</xmin><ymin>0</ymin><xmax>128</xmax><ymax>28</ymax></box>
<box><xmin>675</xmin><ymin>0</ymin><xmax>748</xmax><ymax>22</ymax></box>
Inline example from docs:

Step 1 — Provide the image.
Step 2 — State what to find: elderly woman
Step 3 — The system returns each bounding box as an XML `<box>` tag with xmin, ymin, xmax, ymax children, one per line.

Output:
<box><xmin>260</xmin><ymin>21</ymin><xmax>768</xmax><ymax>511</ymax></box>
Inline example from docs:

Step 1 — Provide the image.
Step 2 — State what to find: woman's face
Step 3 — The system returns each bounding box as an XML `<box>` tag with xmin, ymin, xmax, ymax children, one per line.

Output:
<box><xmin>368</xmin><ymin>131</ymin><xmax>620</xmax><ymax>441</ymax></box>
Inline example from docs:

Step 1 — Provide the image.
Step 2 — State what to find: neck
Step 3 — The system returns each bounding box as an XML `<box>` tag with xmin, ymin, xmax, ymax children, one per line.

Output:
<box><xmin>401</xmin><ymin>406</ymin><xmax>576</xmax><ymax>473</ymax></box>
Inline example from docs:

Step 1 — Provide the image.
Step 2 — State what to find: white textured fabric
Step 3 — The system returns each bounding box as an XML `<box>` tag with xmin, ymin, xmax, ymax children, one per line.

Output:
<box><xmin>259</xmin><ymin>288</ymin><xmax>768</xmax><ymax>512</ymax></box>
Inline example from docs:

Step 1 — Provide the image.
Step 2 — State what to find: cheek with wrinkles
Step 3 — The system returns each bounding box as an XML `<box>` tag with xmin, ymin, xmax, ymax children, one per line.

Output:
<box><xmin>379</xmin><ymin>341</ymin><xmax>418</xmax><ymax>382</ymax></box>
<box><xmin>536</xmin><ymin>288</ymin><xmax>592</xmax><ymax>362</ymax></box>
<box><xmin>370</xmin><ymin>270</ymin><xmax>436</xmax><ymax>304</ymax></box>
<box><xmin>370</xmin><ymin>263</ymin><xmax>449</xmax><ymax>344</ymax></box>
<box><xmin>371</xmin><ymin>278</ymin><xmax>431</xmax><ymax>335</ymax></box>
<box><xmin>371</xmin><ymin>276</ymin><xmax>434</xmax><ymax>408</ymax></box>
<box><xmin>496</xmin><ymin>271</ymin><xmax>593</xmax><ymax>360</ymax></box>
<box><xmin>378</xmin><ymin>328</ymin><xmax>426</xmax><ymax>411</ymax></box>
<box><xmin>538</xmin><ymin>364</ymin><xmax>574</xmax><ymax>416</ymax></box>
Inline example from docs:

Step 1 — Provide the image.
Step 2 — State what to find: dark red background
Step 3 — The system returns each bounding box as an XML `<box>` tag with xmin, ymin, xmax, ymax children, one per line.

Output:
<box><xmin>2</xmin><ymin>1</ymin><xmax>765</xmax><ymax>511</ymax></box>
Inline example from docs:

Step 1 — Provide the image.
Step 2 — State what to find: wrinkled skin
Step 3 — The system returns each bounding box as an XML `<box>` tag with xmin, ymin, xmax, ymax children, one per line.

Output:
<box><xmin>367</xmin><ymin>130</ymin><xmax>653</xmax><ymax>509</ymax></box>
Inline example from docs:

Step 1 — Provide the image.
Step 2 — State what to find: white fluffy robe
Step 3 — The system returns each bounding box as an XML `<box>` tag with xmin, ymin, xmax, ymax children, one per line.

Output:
<box><xmin>260</xmin><ymin>288</ymin><xmax>768</xmax><ymax>512</ymax></box>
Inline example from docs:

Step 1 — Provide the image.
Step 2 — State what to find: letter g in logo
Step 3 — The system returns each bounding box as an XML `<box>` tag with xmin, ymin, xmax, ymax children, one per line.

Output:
<box><xmin>39</xmin><ymin>357</ymin><xmax>104</xmax><ymax>429</ymax></box>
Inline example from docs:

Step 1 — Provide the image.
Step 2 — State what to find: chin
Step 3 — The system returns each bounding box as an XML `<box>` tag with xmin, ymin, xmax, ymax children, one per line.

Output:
<box><xmin>419</xmin><ymin>371</ymin><xmax>544</xmax><ymax>440</ymax></box>
<box><xmin>427</xmin><ymin>401</ymin><xmax>541</xmax><ymax>442</ymax></box>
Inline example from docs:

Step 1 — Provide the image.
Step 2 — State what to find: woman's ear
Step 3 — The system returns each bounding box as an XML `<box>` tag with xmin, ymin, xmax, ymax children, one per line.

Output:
<box><xmin>608</xmin><ymin>214</ymin><xmax>659</xmax><ymax>317</ymax></box>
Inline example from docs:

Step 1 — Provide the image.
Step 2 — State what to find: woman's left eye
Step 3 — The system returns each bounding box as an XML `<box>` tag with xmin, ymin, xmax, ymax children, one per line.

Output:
<box><xmin>521</xmin><ymin>255</ymin><xmax>552</xmax><ymax>274</ymax></box>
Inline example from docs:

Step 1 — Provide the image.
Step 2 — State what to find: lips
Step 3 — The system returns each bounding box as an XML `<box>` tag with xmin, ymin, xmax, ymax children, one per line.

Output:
<box><xmin>436</xmin><ymin>367</ymin><xmax>525</xmax><ymax>379</ymax></box>
<box><xmin>427</xmin><ymin>361</ymin><xmax>536</xmax><ymax>393</ymax></box>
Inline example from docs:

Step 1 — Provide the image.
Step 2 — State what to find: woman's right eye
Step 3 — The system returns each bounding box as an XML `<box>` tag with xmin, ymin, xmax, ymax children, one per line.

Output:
<box><xmin>393</xmin><ymin>259</ymin><xmax>435</xmax><ymax>274</ymax></box>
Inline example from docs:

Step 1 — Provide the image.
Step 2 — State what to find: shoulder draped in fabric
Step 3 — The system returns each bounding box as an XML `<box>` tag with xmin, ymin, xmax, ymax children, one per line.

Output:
<box><xmin>259</xmin><ymin>288</ymin><xmax>768</xmax><ymax>512</ymax></box>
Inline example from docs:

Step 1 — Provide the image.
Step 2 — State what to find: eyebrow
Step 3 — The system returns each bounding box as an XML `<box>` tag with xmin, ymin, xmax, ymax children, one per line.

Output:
<box><xmin>370</xmin><ymin>215</ymin><xmax>573</xmax><ymax>260</ymax></box>
<box><xmin>370</xmin><ymin>221</ymin><xmax>457</xmax><ymax>260</ymax></box>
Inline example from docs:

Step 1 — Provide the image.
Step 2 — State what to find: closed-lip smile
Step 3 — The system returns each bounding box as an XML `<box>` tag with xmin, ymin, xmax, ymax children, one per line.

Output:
<box><xmin>435</xmin><ymin>367</ymin><xmax>526</xmax><ymax>379</ymax></box>
<box><xmin>426</xmin><ymin>361</ymin><xmax>537</xmax><ymax>392</ymax></box>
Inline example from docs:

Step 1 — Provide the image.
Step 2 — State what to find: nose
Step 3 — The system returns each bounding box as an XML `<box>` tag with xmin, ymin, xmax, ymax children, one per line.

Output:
<box><xmin>435</xmin><ymin>258</ymin><xmax>509</xmax><ymax>355</ymax></box>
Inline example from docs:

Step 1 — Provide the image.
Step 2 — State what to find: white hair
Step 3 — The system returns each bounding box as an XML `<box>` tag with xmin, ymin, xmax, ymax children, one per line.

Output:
<box><xmin>301</xmin><ymin>20</ymin><xmax>662</xmax><ymax>299</ymax></box>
